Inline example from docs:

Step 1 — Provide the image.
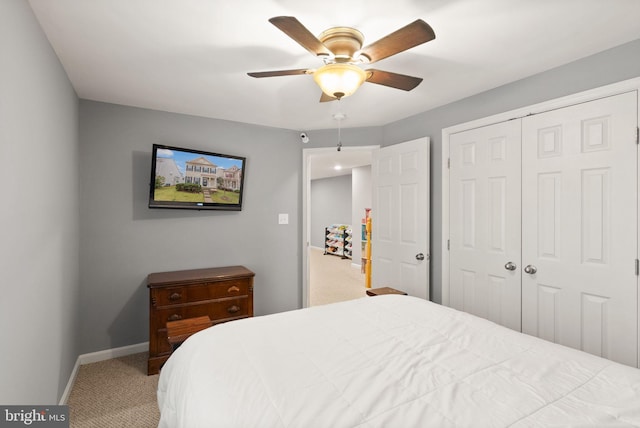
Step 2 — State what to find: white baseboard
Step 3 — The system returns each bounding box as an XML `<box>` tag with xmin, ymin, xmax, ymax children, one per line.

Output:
<box><xmin>59</xmin><ymin>342</ymin><xmax>149</xmax><ymax>405</ymax></box>
<box><xmin>78</xmin><ymin>342</ymin><xmax>148</xmax><ymax>365</ymax></box>
<box><xmin>59</xmin><ymin>358</ymin><xmax>80</xmax><ymax>405</ymax></box>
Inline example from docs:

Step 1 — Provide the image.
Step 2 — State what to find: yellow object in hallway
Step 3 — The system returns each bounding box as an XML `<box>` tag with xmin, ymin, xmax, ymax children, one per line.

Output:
<box><xmin>365</xmin><ymin>216</ymin><xmax>372</xmax><ymax>288</ymax></box>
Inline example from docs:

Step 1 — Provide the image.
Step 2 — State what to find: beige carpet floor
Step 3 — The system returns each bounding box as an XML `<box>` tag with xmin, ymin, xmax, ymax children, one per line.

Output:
<box><xmin>67</xmin><ymin>352</ymin><xmax>159</xmax><ymax>427</ymax></box>
<box><xmin>67</xmin><ymin>250</ymin><xmax>364</xmax><ymax>426</ymax></box>
<box><xmin>309</xmin><ymin>246</ymin><xmax>367</xmax><ymax>306</ymax></box>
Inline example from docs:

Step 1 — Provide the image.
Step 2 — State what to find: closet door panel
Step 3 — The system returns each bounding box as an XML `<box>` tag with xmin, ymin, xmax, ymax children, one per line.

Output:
<box><xmin>521</xmin><ymin>91</ymin><xmax>638</xmax><ymax>366</ymax></box>
<box><xmin>450</xmin><ymin>120</ymin><xmax>522</xmax><ymax>331</ymax></box>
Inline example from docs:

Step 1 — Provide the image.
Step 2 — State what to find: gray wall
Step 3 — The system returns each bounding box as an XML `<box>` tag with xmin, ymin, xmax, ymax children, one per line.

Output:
<box><xmin>302</xmin><ymin>126</ymin><xmax>383</xmax><ymax>149</ymax></box>
<box><xmin>0</xmin><ymin>1</ymin><xmax>80</xmax><ymax>404</ymax></box>
<box><xmin>381</xmin><ymin>38</ymin><xmax>640</xmax><ymax>304</ymax></box>
<box><xmin>310</xmin><ymin>175</ymin><xmax>352</xmax><ymax>248</ymax></box>
<box><xmin>78</xmin><ymin>101</ymin><xmax>301</xmax><ymax>353</ymax></box>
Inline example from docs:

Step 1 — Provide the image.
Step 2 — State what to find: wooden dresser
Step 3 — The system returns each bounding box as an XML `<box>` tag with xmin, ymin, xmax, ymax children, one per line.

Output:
<box><xmin>147</xmin><ymin>265</ymin><xmax>254</xmax><ymax>375</ymax></box>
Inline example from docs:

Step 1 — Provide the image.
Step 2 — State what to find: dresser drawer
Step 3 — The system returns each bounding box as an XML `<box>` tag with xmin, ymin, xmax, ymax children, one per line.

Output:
<box><xmin>152</xmin><ymin>279</ymin><xmax>250</xmax><ymax>307</ymax></box>
<box><xmin>153</xmin><ymin>297</ymin><xmax>250</xmax><ymax>325</ymax></box>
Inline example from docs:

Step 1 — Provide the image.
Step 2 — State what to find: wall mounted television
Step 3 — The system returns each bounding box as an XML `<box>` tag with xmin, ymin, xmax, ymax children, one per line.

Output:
<box><xmin>149</xmin><ymin>144</ymin><xmax>246</xmax><ymax>211</ymax></box>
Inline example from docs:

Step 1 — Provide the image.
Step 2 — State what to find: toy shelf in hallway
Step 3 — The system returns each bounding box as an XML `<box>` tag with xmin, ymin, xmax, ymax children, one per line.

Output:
<box><xmin>324</xmin><ymin>224</ymin><xmax>352</xmax><ymax>259</ymax></box>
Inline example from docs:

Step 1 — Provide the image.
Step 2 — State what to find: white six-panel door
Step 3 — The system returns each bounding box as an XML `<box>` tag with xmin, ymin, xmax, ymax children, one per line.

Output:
<box><xmin>521</xmin><ymin>92</ymin><xmax>638</xmax><ymax>366</ymax></box>
<box><xmin>372</xmin><ymin>137</ymin><xmax>430</xmax><ymax>299</ymax></box>
<box><xmin>449</xmin><ymin>120</ymin><xmax>523</xmax><ymax>331</ymax></box>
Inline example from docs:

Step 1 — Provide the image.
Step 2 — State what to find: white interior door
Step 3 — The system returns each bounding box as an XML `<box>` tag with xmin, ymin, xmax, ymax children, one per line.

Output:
<box><xmin>521</xmin><ymin>91</ymin><xmax>638</xmax><ymax>366</ymax></box>
<box><xmin>449</xmin><ymin>120</ymin><xmax>522</xmax><ymax>330</ymax></box>
<box><xmin>372</xmin><ymin>137</ymin><xmax>430</xmax><ymax>299</ymax></box>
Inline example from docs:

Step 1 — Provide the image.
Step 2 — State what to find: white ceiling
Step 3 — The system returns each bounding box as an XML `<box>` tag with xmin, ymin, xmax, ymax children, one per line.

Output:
<box><xmin>308</xmin><ymin>146</ymin><xmax>374</xmax><ymax>180</ymax></box>
<box><xmin>28</xmin><ymin>0</ymin><xmax>640</xmax><ymax>134</ymax></box>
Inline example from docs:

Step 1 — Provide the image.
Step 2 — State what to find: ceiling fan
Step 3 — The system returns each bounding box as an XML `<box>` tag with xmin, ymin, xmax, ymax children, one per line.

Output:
<box><xmin>248</xmin><ymin>16</ymin><xmax>436</xmax><ymax>102</ymax></box>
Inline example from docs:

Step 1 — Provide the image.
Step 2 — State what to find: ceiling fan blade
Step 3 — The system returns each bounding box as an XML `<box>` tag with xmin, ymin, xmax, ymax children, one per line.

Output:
<box><xmin>247</xmin><ymin>69</ymin><xmax>310</xmax><ymax>78</ymax></box>
<box><xmin>269</xmin><ymin>16</ymin><xmax>333</xmax><ymax>57</ymax></box>
<box><xmin>365</xmin><ymin>69</ymin><xmax>423</xmax><ymax>91</ymax></box>
<box><xmin>359</xmin><ymin>19</ymin><xmax>435</xmax><ymax>63</ymax></box>
<box><xmin>319</xmin><ymin>92</ymin><xmax>338</xmax><ymax>103</ymax></box>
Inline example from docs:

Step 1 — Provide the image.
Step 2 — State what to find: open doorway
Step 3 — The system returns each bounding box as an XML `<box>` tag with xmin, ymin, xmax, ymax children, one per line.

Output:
<box><xmin>302</xmin><ymin>145</ymin><xmax>378</xmax><ymax>307</ymax></box>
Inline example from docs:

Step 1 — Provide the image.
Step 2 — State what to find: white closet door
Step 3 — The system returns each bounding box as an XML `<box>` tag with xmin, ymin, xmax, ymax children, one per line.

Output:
<box><xmin>521</xmin><ymin>91</ymin><xmax>638</xmax><ymax>366</ymax></box>
<box><xmin>372</xmin><ymin>137</ymin><xmax>430</xmax><ymax>299</ymax></box>
<box><xmin>449</xmin><ymin>120</ymin><xmax>522</xmax><ymax>331</ymax></box>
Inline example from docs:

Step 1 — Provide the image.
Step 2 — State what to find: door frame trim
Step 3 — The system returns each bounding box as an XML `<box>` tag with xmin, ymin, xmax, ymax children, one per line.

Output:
<box><xmin>441</xmin><ymin>76</ymin><xmax>640</xmax><ymax>309</ymax></box>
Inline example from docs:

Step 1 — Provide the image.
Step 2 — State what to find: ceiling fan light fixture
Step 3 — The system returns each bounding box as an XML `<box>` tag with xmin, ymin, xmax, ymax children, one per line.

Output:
<box><xmin>313</xmin><ymin>63</ymin><xmax>366</xmax><ymax>100</ymax></box>
<box><xmin>250</xmin><ymin>17</ymin><xmax>435</xmax><ymax>102</ymax></box>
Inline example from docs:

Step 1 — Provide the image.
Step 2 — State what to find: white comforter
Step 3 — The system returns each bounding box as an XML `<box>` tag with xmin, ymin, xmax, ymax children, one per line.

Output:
<box><xmin>158</xmin><ymin>296</ymin><xmax>640</xmax><ymax>427</ymax></box>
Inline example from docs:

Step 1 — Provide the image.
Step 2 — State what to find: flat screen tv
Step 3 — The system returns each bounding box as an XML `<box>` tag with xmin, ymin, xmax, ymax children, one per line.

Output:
<box><xmin>149</xmin><ymin>144</ymin><xmax>246</xmax><ymax>211</ymax></box>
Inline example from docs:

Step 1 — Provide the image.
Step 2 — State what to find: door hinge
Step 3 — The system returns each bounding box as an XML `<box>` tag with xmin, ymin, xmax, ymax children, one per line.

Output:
<box><xmin>447</xmin><ymin>158</ymin><xmax>450</xmax><ymax>169</ymax></box>
<box><xmin>636</xmin><ymin>127</ymin><xmax>639</xmax><ymax>144</ymax></box>
<box><xmin>636</xmin><ymin>259</ymin><xmax>639</xmax><ymax>276</ymax></box>
<box><xmin>447</xmin><ymin>239</ymin><xmax>450</xmax><ymax>250</ymax></box>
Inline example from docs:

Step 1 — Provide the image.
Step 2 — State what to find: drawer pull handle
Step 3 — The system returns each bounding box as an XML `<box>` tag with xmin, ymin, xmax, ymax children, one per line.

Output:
<box><xmin>227</xmin><ymin>286</ymin><xmax>240</xmax><ymax>294</ymax></box>
<box><xmin>227</xmin><ymin>305</ymin><xmax>240</xmax><ymax>314</ymax></box>
<box><xmin>167</xmin><ymin>314</ymin><xmax>183</xmax><ymax>322</ymax></box>
<box><xmin>169</xmin><ymin>292</ymin><xmax>182</xmax><ymax>301</ymax></box>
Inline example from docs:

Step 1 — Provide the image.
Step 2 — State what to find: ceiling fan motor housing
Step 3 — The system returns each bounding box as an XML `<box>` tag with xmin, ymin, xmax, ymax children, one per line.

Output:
<box><xmin>318</xmin><ymin>27</ymin><xmax>365</xmax><ymax>62</ymax></box>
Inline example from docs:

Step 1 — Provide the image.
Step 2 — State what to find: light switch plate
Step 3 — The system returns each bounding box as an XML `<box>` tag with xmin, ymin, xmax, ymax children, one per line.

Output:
<box><xmin>278</xmin><ymin>213</ymin><xmax>289</xmax><ymax>225</ymax></box>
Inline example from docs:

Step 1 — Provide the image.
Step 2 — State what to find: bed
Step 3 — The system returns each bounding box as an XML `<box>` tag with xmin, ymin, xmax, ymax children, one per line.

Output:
<box><xmin>157</xmin><ymin>295</ymin><xmax>640</xmax><ymax>427</ymax></box>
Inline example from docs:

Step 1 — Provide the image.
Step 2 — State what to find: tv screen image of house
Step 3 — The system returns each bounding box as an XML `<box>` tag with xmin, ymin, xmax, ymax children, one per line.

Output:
<box><xmin>149</xmin><ymin>144</ymin><xmax>246</xmax><ymax>211</ymax></box>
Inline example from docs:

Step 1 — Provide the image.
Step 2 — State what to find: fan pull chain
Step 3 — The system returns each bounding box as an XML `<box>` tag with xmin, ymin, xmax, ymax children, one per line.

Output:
<box><xmin>334</xmin><ymin>110</ymin><xmax>345</xmax><ymax>152</ymax></box>
<box><xmin>337</xmin><ymin>118</ymin><xmax>342</xmax><ymax>151</ymax></box>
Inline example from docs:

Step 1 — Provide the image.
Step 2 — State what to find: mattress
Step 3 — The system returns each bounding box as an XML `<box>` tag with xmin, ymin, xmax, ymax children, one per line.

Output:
<box><xmin>157</xmin><ymin>295</ymin><xmax>640</xmax><ymax>427</ymax></box>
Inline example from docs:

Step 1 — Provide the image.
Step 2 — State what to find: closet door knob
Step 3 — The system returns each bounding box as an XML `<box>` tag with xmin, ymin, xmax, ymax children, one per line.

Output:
<box><xmin>524</xmin><ymin>265</ymin><xmax>537</xmax><ymax>274</ymax></box>
<box><xmin>416</xmin><ymin>253</ymin><xmax>425</xmax><ymax>261</ymax></box>
<box><xmin>504</xmin><ymin>262</ymin><xmax>517</xmax><ymax>271</ymax></box>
